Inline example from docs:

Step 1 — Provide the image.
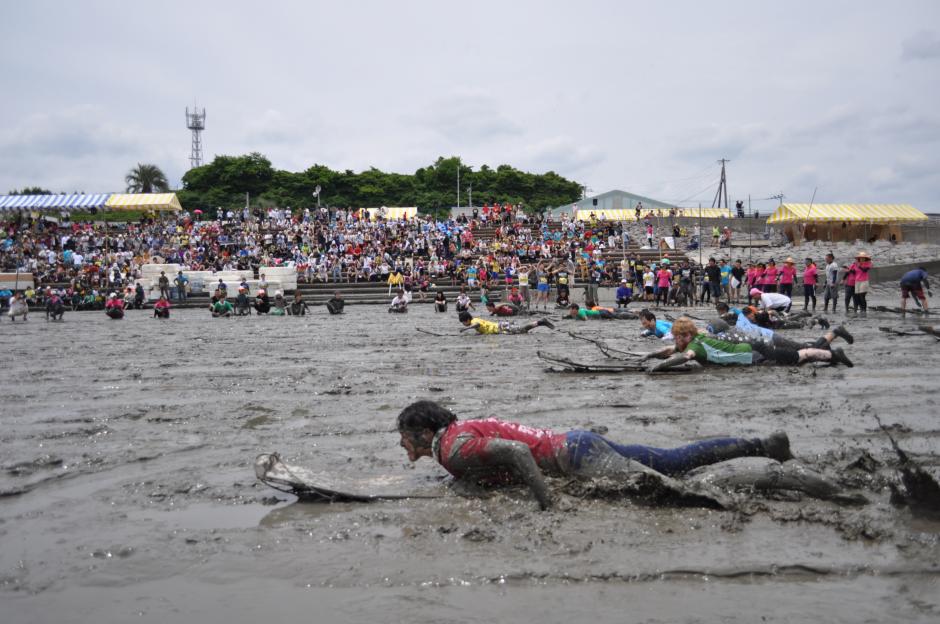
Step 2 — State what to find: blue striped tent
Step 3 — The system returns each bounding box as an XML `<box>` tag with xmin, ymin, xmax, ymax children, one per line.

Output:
<box><xmin>0</xmin><ymin>193</ymin><xmax>112</xmax><ymax>212</ymax></box>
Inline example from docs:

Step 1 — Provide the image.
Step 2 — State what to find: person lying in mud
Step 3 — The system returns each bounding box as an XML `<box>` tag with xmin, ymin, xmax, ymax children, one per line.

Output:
<box><xmin>639</xmin><ymin>309</ymin><xmax>673</xmax><ymax>339</ymax></box>
<box><xmin>396</xmin><ymin>401</ymin><xmax>849</xmax><ymax>510</ymax></box>
<box><xmin>722</xmin><ymin>306</ymin><xmax>847</xmax><ymax>345</ymax></box>
<box><xmin>643</xmin><ymin>317</ymin><xmax>853</xmax><ymax>371</ymax></box>
<box><xmin>706</xmin><ymin>313</ymin><xmax>853</xmax><ymax>354</ymax></box>
<box><xmin>568</xmin><ymin>304</ymin><xmax>636</xmax><ymax>321</ymax></box>
<box><xmin>486</xmin><ymin>301</ymin><xmax>521</xmax><ymax>317</ymax></box>
<box><xmin>458</xmin><ymin>311</ymin><xmax>553</xmax><ymax>335</ymax></box>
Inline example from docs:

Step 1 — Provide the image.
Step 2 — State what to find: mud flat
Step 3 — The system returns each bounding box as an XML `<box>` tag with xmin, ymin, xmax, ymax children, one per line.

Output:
<box><xmin>1</xmin><ymin>291</ymin><xmax>938</xmax><ymax>623</ymax></box>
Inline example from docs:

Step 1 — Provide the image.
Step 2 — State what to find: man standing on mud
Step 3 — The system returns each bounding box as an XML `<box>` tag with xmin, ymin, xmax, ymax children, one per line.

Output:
<box><xmin>823</xmin><ymin>253</ymin><xmax>839</xmax><ymax>313</ymax></box>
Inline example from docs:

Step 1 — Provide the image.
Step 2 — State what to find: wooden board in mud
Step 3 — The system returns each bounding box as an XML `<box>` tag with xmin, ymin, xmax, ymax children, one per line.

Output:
<box><xmin>255</xmin><ymin>453</ymin><xmax>446</xmax><ymax>502</ymax></box>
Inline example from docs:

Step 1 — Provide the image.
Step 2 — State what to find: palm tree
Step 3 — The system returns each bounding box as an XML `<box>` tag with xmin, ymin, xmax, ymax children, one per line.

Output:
<box><xmin>125</xmin><ymin>163</ymin><xmax>170</xmax><ymax>193</ymax></box>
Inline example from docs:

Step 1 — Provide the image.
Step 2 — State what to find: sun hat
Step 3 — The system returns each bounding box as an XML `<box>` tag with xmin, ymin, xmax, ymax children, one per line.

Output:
<box><xmin>856</xmin><ymin>251</ymin><xmax>870</xmax><ymax>259</ymax></box>
<box><xmin>784</xmin><ymin>257</ymin><xmax>795</xmax><ymax>264</ymax></box>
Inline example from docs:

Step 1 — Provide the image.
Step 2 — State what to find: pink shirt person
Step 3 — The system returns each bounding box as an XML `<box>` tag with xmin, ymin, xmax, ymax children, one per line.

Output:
<box><xmin>803</xmin><ymin>264</ymin><xmax>818</xmax><ymax>286</ymax></box>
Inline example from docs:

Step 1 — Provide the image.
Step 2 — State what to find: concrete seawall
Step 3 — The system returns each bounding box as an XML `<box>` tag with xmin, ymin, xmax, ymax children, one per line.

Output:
<box><xmin>869</xmin><ymin>260</ymin><xmax>940</xmax><ymax>284</ymax></box>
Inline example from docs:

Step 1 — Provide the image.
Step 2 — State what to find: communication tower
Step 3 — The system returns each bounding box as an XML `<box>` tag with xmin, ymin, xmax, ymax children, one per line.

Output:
<box><xmin>185</xmin><ymin>105</ymin><xmax>206</xmax><ymax>169</ymax></box>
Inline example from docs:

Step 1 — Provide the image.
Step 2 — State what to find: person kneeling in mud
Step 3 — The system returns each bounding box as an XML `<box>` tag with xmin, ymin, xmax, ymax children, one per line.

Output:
<box><xmin>45</xmin><ymin>290</ymin><xmax>66</xmax><ymax>321</ymax></box>
<box><xmin>434</xmin><ymin>290</ymin><xmax>447</xmax><ymax>313</ymax></box>
<box><xmin>153</xmin><ymin>294</ymin><xmax>171</xmax><ymax>319</ymax></box>
<box><xmin>644</xmin><ymin>317</ymin><xmax>853</xmax><ymax>372</ymax></box>
<box><xmin>326</xmin><ymin>291</ymin><xmax>346</xmax><ymax>315</ymax></box>
<box><xmin>458</xmin><ymin>310</ymin><xmax>553</xmax><ymax>335</ymax></box>
<box><xmin>211</xmin><ymin>297</ymin><xmax>234</xmax><ymax>318</ymax></box>
<box><xmin>104</xmin><ymin>293</ymin><xmax>125</xmax><ymax>319</ymax></box>
<box><xmin>396</xmin><ymin>401</ymin><xmax>816</xmax><ymax>511</ymax></box>
<box><xmin>288</xmin><ymin>291</ymin><xmax>309</xmax><ymax>316</ymax></box>
<box><xmin>254</xmin><ymin>289</ymin><xmax>271</xmax><ymax>314</ymax></box>
<box><xmin>235</xmin><ymin>287</ymin><xmax>251</xmax><ymax>316</ymax></box>
<box><xmin>389</xmin><ymin>289</ymin><xmax>409</xmax><ymax>313</ymax></box>
<box><xmin>568</xmin><ymin>303</ymin><xmax>636</xmax><ymax>321</ymax></box>
<box><xmin>270</xmin><ymin>290</ymin><xmax>288</xmax><ymax>316</ymax></box>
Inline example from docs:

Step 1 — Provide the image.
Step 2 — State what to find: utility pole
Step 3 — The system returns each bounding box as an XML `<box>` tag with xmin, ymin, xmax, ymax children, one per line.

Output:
<box><xmin>711</xmin><ymin>158</ymin><xmax>730</xmax><ymax>210</ymax></box>
<box><xmin>748</xmin><ymin>194</ymin><xmax>752</xmax><ymax>262</ymax></box>
<box><xmin>456</xmin><ymin>158</ymin><xmax>460</xmax><ymax>209</ymax></box>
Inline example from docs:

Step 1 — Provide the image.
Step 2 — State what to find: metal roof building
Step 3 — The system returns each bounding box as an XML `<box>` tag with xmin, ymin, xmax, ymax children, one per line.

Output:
<box><xmin>549</xmin><ymin>189</ymin><xmax>675</xmax><ymax>217</ymax></box>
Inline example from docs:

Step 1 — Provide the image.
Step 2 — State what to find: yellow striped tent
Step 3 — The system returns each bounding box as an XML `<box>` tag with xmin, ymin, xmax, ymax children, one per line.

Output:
<box><xmin>767</xmin><ymin>204</ymin><xmax>926</xmax><ymax>224</ymax></box>
<box><xmin>105</xmin><ymin>193</ymin><xmax>183</xmax><ymax>212</ymax></box>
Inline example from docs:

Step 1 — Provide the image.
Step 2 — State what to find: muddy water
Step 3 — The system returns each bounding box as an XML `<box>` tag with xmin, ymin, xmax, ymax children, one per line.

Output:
<box><xmin>2</xmin><ymin>290</ymin><xmax>939</xmax><ymax>623</ymax></box>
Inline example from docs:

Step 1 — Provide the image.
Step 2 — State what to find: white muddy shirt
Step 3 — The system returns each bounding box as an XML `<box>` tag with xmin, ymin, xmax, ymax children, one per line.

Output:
<box><xmin>759</xmin><ymin>292</ymin><xmax>791</xmax><ymax>310</ymax></box>
<box><xmin>826</xmin><ymin>261</ymin><xmax>839</xmax><ymax>286</ymax></box>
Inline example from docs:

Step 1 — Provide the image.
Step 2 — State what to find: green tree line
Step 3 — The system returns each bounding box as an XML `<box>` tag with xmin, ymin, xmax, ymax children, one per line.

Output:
<box><xmin>178</xmin><ymin>153</ymin><xmax>583</xmax><ymax>217</ymax></box>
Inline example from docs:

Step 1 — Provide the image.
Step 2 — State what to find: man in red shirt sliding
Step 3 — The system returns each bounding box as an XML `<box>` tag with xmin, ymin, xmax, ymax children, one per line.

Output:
<box><xmin>396</xmin><ymin>401</ymin><xmax>849</xmax><ymax>510</ymax></box>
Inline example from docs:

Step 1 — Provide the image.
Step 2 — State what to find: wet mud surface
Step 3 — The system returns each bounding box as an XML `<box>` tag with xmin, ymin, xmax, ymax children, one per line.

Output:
<box><xmin>2</xmin><ymin>291</ymin><xmax>939</xmax><ymax>623</ymax></box>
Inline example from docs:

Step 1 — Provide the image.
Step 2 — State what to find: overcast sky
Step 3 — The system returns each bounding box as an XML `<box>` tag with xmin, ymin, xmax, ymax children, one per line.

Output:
<box><xmin>1</xmin><ymin>0</ymin><xmax>938</xmax><ymax>211</ymax></box>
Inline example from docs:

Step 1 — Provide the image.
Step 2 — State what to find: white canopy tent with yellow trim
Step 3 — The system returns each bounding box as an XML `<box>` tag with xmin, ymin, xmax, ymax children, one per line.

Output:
<box><xmin>105</xmin><ymin>193</ymin><xmax>183</xmax><ymax>212</ymax></box>
<box><xmin>575</xmin><ymin>207</ymin><xmax>731</xmax><ymax>221</ymax></box>
<box><xmin>768</xmin><ymin>203</ymin><xmax>927</xmax><ymax>243</ymax></box>
<box><xmin>767</xmin><ymin>203</ymin><xmax>927</xmax><ymax>224</ymax></box>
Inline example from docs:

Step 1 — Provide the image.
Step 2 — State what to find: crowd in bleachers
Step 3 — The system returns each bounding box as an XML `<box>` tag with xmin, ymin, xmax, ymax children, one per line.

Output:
<box><xmin>0</xmin><ymin>205</ymin><xmax>665</xmax><ymax>297</ymax></box>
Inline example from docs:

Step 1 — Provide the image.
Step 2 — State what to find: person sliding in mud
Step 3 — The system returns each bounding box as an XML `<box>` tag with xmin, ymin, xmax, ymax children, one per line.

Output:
<box><xmin>458</xmin><ymin>311</ymin><xmax>553</xmax><ymax>335</ymax></box>
<box><xmin>706</xmin><ymin>308</ymin><xmax>853</xmax><ymax>354</ymax></box>
<box><xmin>486</xmin><ymin>301</ymin><xmax>519</xmax><ymax>317</ymax></box>
<box><xmin>643</xmin><ymin>317</ymin><xmax>853</xmax><ymax>372</ymax></box>
<box><xmin>639</xmin><ymin>309</ymin><xmax>672</xmax><ymax>339</ymax></box>
<box><xmin>326</xmin><ymin>291</ymin><xmax>345</xmax><ymax>315</ymax></box>
<box><xmin>568</xmin><ymin>303</ymin><xmax>636</xmax><ymax>321</ymax></box>
<box><xmin>396</xmin><ymin>401</ymin><xmax>795</xmax><ymax>510</ymax></box>
<box><xmin>737</xmin><ymin>306</ymin><xmax>835</xmax><ymax>339</ymax></box>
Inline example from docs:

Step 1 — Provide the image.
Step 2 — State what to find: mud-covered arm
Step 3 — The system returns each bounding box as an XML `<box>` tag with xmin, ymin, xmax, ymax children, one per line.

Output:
<box><xmin>648</xmin><ymin>349</ymin><xmax>695</xmax><ymax>372</ymax></box>
<box><xmin>447</xmin><ymin>437</ymin><xmax>552</xmax><ymax>510</ymax></box>
<box><xmin>639</xmin><ymin>345</ymin><xmax>676</xmax><ymax>361</ymax></box>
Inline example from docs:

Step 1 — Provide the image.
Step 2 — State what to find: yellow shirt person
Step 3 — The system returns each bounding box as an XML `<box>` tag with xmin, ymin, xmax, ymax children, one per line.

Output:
<box><xmin>470</xmin><ymin>318</ymin><xmax>501</xmax><ymax>334</ymax></box>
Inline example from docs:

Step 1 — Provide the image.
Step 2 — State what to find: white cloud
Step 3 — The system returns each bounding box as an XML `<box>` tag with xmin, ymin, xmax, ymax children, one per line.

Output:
<box><xmin>901</xmin><ymin>30</ymin><xmax>940</xmax><ymax>61</ymax></box>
